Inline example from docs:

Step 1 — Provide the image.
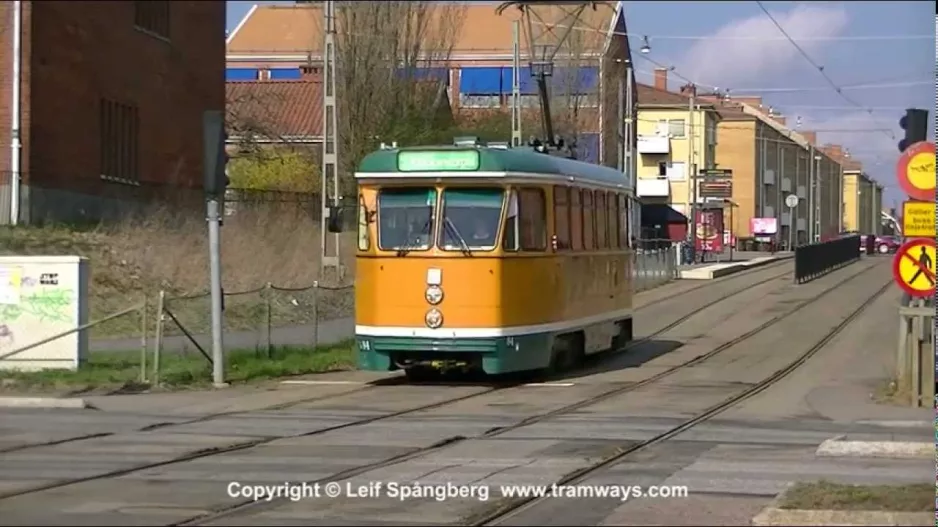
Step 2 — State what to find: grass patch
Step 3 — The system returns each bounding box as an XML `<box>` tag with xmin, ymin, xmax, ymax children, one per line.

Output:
<box><xmin>0</xmin><ymin>202</ymin><xmax>357</xmax><ymax>340</ymax></box>
<box><xmin>779</xmin><ymin>481</ymin><xmax>934</xmax><ymax>512</ymax></box>
<box><xmin>0</xmin><ymin>341</ymin><xmax>356</xmax><ymax>393</ymax></box>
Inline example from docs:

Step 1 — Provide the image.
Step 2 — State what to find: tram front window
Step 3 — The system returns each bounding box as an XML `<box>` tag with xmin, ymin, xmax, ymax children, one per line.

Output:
<box><xmin>441</xmin><ymin>188</ymin><xmax>504</xmax><ymax>251</ymax></box>
<box><xmin>377</xmin><ymin>187</ymin><xmax>437</xmax><ymax>251</ymax></box>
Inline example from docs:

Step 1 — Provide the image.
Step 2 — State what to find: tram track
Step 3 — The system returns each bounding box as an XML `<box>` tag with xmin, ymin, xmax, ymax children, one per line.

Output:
<box><xmin>0</xmin><ymin>260</ymin><xmax>799</xmax><ymax>513</ymax></box>
<box><xmin>0</xmin><ymin>259</ymin><xmax>791</xmax><ymax>460</ymax></box>
<box><xmin>470</xmin><ymin>273</ymin><xmax>893</xmax><ymax>526</ymax></box>
<box><xmin>163</xmin><ymin>260</ymin><xmax>876</xmax><ymax>525</ymax></box>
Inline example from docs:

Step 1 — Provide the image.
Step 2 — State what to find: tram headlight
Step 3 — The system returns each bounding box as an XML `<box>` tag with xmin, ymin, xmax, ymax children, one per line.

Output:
<box><xmin>425</xmin><ymin>308</ymin><xmax>443</xmax><ymax>329</ymax></box>
<box><xmin>425</xmin><ymin>285</ymin><xmax>443</xmax><ymax>305</ymax></box>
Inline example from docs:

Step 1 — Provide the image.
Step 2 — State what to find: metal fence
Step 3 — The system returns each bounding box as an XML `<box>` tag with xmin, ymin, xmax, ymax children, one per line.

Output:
<box><xmin>631</xmin><ymin>247</ymin><xmax>678</xmax><ymax>292</ymax></box>
<box><xmin>0</xmin><ymin>279</ymin><xmax>355</xmax><ymax>384</ymax></box>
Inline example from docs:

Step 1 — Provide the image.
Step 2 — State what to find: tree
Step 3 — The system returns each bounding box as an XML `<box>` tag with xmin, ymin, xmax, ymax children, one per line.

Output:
<box><xmin>332</xmin><ymin>1</ymin><xmax>467</xmax><ymax>188</ymax></box>
<box><xmin>227</xmin><ymin>151</ymin><xmax>320</xmax><ymax>193</ymax></box>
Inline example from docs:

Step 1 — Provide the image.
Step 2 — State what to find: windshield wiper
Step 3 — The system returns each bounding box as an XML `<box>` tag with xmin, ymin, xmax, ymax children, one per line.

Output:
<box><xmin>396</xmin><ymin>217</ymin><xmax>432</xmax><ymax>257</ymax></box>
<box><xmin>444</xmin><ymin>218</ymin><xmax>473</xmax><ymax>257</ymax></box>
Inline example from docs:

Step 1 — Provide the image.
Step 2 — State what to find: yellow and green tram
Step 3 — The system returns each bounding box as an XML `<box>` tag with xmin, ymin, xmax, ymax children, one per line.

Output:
<box><xmin>346</xmin><ymin>142</ymin><xmax>635</xmax><ymax>379</ymax></box>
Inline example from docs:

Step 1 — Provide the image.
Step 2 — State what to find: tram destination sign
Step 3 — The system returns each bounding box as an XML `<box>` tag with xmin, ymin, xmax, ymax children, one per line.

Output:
<box><xmin>397</xmin><ymin>150</ymin><xmax>481</xmax><ymax>172</ymax></box>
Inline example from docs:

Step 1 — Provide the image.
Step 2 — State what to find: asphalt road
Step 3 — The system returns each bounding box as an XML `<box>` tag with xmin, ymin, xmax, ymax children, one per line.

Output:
<box><xmin>0</xmin><ymin>257</ymin><xmax>930</xmax><ymax>526</ymax></box>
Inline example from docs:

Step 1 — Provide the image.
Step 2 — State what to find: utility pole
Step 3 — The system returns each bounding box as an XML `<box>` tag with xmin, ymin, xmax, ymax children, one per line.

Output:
<box><xmin>624</xmin><ymin>61</ymin><xmax>637</xmax><ymax>244</ymax></box>
<box><xmin>814</xmin><ymin>155</ymin><xmax>821</xmax><ymax>241</ymax></box>
<box><xmin>687</xmin><ymin>88</ymin><xmax>697</xmax><ymax>259</ymax></box>
<box><xmin>807</xmin><ymin>147</ymin><xmax>814</xmax><ymax>242</ymax></box>
<box><xmin>320</xmin><ymin>0</ymin><xmax>341</xmax><ymax>279</ymax></box>
<box><xmin>511</xmin><ymin>20</ymin><xmax>522</xmax><ymax>148</ymax></box>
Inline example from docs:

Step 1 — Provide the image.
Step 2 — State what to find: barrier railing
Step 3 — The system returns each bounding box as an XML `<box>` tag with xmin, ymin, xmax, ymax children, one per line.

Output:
<box><xmin>793</xmin><ymin>235</ymin><xmax>861</xmax><ymax>284</ymax></box>
<box><xmin>894</xmin><ymin>301</ymin><xmax>934</xmax><ymax>408</ymax></box>
<box><xmin>632</xmin><ymin>248</ymin><xmax>677</xmax><ymax>292</ymax></box>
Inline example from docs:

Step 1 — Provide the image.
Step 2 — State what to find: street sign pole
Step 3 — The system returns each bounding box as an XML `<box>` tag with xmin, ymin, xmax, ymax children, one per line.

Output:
<box><xmin>203</xmin><ymin>111</ymin><xmax>228</xmax><ymax>388</ymax></box>
<box><xmin>892</xmin><ymin>136</ymin><xmax>935</xmax><ymax>305</ymax></box>
<box><xmin>785</xmin><ymin>194</ymin><xmax>799</xmax><ymax>250</ymax></box>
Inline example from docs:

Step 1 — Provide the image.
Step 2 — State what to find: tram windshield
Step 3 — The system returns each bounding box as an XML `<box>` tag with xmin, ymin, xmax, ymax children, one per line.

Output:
<box><xmin>440</xmin><ymin>188</ymin><xmax>504</xmax><ymax>251</ymax></box>
<box><xmin>377</xmin><ymin>187</ymin><xmax>436</xmax><ymax>251</ymax></box>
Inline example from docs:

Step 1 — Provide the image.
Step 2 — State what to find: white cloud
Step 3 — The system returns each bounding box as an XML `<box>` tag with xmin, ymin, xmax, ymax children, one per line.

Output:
<box><xmin>797</xmin><ymin>110</ymin><xmax>907</xmax><ymax>204</ymax></box>
<box><xmin>675</xmin><ymin>3</ymin><xmax>850</xmax><ymax>89</ymax></box>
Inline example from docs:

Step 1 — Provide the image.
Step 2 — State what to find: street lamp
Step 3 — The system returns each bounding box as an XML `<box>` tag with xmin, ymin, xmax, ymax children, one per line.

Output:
<box><xmin>640</xmin><ymin>36</ymin><xmax>651</xmax><ymax>54</ymax></box>
<box><xmin>813</xmin><ymin>154</ymin><xmax>821</xmax><ymax>241</ymax></box>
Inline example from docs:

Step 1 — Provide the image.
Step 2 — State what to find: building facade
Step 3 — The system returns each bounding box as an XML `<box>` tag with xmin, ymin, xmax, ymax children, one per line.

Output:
<box><xmin>635</xmin><ymin>70</ymin><xmax>721</xmax><ymax>219</ymax></box>
<box><xmin>0</xmin><ymin>1</ymin><xmax>226</xmax><ymax>224</ymax></box>
<box><xmin>842</xmin><ymin>167</ymin><xmax>883</xmax><ymax>235</ymax></box>
<box><xmin>706</xmin><ymin>96</ymin><xmax>845</xmax><ymax>246</ymax></box>
<box><xmin>226</xmin><ymin>1</ymin><xmax>641</xmax><ymax>236</ymax></box>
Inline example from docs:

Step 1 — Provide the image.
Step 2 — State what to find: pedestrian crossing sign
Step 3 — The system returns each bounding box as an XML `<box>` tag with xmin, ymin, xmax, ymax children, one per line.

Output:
<box><xmin>892</xmin><ymin>238</ymin><xmax>936</xmax><ymax>298</ymax></box>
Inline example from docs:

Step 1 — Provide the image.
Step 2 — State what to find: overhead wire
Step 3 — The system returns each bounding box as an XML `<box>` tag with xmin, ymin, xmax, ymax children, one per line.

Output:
<box><xmin>523</xmin><ymin>13</ymin><xmax>905</xmax><ymax>162</ymax></box>
<box><xmin>753</xmin><ymin>0</ymin><xmax>895</xmax><ymax>140</ymax></box>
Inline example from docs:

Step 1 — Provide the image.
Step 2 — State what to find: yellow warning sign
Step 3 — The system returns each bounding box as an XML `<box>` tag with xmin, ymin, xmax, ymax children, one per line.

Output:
<box><xmin>906</xmin><ymin>152</ymin><xmax>935</xmax><ymax>193</ymax></box>
<box><xmin>902</xmin><ymin>201</ymin><xmax>935</xmax><ymax>237</ymax></box>
<box><xmin>893</xmin><ymin>239</ymin><xmax>936</xmax><ymax>297</ymax></box>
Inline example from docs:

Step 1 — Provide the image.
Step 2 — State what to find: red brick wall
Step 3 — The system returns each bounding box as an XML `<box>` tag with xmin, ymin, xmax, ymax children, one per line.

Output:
<box><xmin>3</xmin><ymin>1</ymin><xmax>224</xmax><ymax>196</ymax></box>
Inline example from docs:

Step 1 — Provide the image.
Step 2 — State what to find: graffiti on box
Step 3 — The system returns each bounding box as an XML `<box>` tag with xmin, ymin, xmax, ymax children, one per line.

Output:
<box><xmin>0</xmin><ymin>267</ymin><xmax>74</xmax><ymax>324</ymax></box>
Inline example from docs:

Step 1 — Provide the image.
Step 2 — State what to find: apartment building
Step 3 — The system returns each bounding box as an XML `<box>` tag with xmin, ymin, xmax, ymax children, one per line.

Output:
<box><xmin>700</xmin><ymin>94</ymin><xmax>845</xmax><ymax>245</ymax></box>
<box><xmin>635</xmin><ymin>69</ymin><xmax>721</xmax><ymax>220</ymax></box>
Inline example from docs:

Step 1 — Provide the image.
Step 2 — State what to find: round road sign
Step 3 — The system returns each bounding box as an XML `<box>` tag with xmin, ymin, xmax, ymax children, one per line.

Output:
<box><xmin>892</xmin><ymin>238</ymin><xmax>936</xmax><ymax>298</ymax></box>
<box><xmin>895</xmin><ymin>141</ymin><xmax>935</xmax><ymax>202</ymax></box>
<box><xmin>785</xmin><ymin>194</ymin><xmax>799</xmax><ymax>208</ymax></box>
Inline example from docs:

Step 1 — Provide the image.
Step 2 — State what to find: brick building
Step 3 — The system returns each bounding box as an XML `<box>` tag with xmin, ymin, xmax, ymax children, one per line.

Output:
<box><xmin>0</xmin><ymin>1</ymin><xmax>225</xmax><ymax>225</ymax></box>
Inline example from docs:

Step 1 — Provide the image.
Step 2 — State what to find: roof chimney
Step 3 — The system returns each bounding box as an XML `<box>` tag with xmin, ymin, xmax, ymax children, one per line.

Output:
<box><xmin>801</xmin><ymin>131</ymin><xmax>816</xmax><ymax>145</ymax></box>
<box><xmin>654</xmin><ymin>68</ymin><xmax>668</xmax><ymax>91</ymax></box>
<box><xmin>300</xmin><ymin>64</ymin><xmax>321</xmax><ymax>79</ymax></box>
<box><xmin>772</xmin><ymin>115</ymin><xmax>786</xmax><ymax>126</ymax></box>
<box><xmin>679</xmin><ymin>83</ymin><xmax>696</xmax><ymax>97</ymax></box>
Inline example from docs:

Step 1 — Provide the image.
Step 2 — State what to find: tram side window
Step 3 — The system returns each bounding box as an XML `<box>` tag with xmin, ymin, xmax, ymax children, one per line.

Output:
<box><xmin>582</xmin><ymin>190</ymin><xmax>595</xmax><ymax>250</ymax></box>
<box><xmin>595</xmin><ymin>190</ymin><xmax>607</xmax><ymax>249</ymax></box>
<box><xmin>553</xmin><ymin>186</ymin><xmax>571</xmax><ymax>250</ymax></box>
<box><xmin>608</xmin><ymin>192</ymin><xmax>619</xmax><ymax>249</ymax></box>
<box><xmin>519</xmin><ymin>187</ymin><xmax>547</xmax><ymax>251</ymax></box>
<box><xmin>570</xmin><ymin>188</ymin><xmax>583</xmax><ymax>250</ymax></box>
<box><xmin>503</xmin><ymin>188</ymin><xmax>547</xmax><ymax>252</ymax></box>
<box><xmin>618</xmin><ymin>195</ymin><xmax>629</xmax><ymax>247</ymax></box>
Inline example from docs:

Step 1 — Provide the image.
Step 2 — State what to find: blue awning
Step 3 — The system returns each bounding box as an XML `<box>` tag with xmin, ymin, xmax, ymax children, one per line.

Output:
<box><xmin>226</xmin><ymin>68</ymin><xmax>257</xmax><ymax>81</ymax></box>
<box><xmin>459</xmin><ymin>67</ymin><xmax>502</xmax><ymax>95</ymax></box>
<box><xmin>269</xmin><ymin>68</ymin><xmax>301</xmax><ymax>80</ymax></box>
<box><xmin>500</xmin><ymin>66</ymin><xmax>598</xmax><ymax>95</ymax></box>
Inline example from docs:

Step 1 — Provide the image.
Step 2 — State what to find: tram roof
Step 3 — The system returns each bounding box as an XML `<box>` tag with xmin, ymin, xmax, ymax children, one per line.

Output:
<box><xmin>356</xmin><ymin>146</ymin><xmax>630</xmax><ymax>188</ymax></box>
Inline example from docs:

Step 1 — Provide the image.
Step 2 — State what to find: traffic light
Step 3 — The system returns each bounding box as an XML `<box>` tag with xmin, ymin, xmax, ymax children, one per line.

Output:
<box><xmin>203</xmin><ymin>110</ymin><xmax>229</xmax><ymax>196</ymax></box>
<box><xmin>897</xmin><ymin>108</ymin><xmax>928</xmax><ymax>153</ymax></box>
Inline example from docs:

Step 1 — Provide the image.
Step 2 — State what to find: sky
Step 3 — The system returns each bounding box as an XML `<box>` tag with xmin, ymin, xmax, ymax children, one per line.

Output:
<box><xmin>225</xmin><ymin>1</ymin><xmax>935</xmax><ymax>209</ymax></box>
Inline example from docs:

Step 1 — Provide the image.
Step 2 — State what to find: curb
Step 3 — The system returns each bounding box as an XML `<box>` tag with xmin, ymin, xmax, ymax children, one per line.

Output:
<box><xmin>816</xmin><ymin>436</ymin><xmax>932</xmax><ymax>459</ymax></box>
<box><xmin>854</xmin><ymin>420</ymin><xmax>931</xmax><ymax>429</ymax></box>
<box><xmin>751</xmin><ymin>507</ymin><xmax>931</xmax><ymax>526</ymax></box>
<box><xmin>0</xmin><ymin>397</ymin><xmax>92</xmax><ymax>409</ymax></box>
<box><xmin>680</xmin><ymin>254</ymin><xmax>792</xmax><ymax>280</ymax></box>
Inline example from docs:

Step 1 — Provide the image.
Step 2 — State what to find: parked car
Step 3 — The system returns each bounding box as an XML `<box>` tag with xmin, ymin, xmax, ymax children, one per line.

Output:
<box><xmin>873</xmin><ymin>235</ymin><xmax>901</xmax><ymax>254</ymax></box>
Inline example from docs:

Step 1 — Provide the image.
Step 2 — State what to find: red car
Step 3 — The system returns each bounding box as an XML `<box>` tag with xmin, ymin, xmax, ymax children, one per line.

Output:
<box><xmin>872</xmin><ymin>235</ymin><xmax>901</xmax><ymax>254</ymax></box>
